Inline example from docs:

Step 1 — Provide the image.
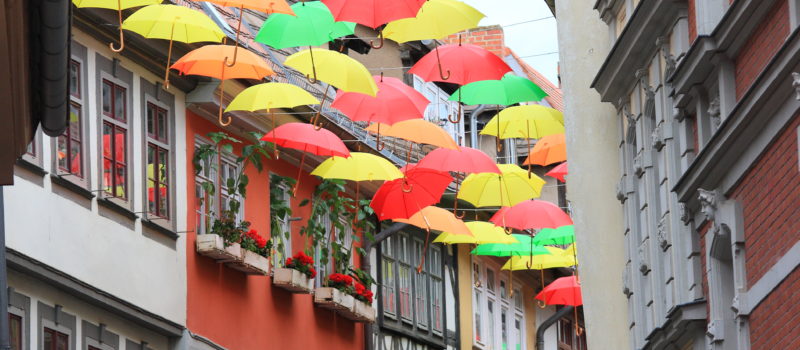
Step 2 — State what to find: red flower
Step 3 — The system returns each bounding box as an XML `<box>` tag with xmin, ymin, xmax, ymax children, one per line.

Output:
<box><xmin>286</xmin><ymin>257</ymin><xmax>293</xmax><ymax>266</ymax></box>
<box><xmin>309</xmin><ymin>267</ymin><xmax>317</xmax><ymax>278</ymax></box>
<box><xmin>354</xmin><ymin>282</ymin><xmax>365</xmax><ymax>294</ymax></box>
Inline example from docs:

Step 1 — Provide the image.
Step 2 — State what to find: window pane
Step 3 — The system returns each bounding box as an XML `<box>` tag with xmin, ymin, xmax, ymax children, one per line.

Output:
<box><xmin>114</xmin><ymin>86</ymin><xmax>125</xmax><ymax>121</ymax></box>
<box><xmin>43</xmin><ymin>329</ymin><xmax>53</xmax><ymax>350</ymax></box>
<box><xmin>382</xmin><ymin>257</ymin><xmax>396</xmax><ymax>316</ymax></box>
<box><xmin>474</xmin><ymin>290</ymin><xmax>482</xmax><ymax>343</ymax></box>
<box><xmin>102</xmin><ymin>123</ymin><xmax>113</xmax><ymax>194</ymax></box>
<box><xmin>501</xmin><ymin>280</ymin><xmax>507</xmax><ymax>300</ymax></box>
<box><xmin>502</xmin><ymin>308</ymin><xmax>509</xmax><ymax>350</ymax></box>
<box><xmin>69</xmin><ymin>60</ymin><xmax>80</xmax><ymax>97</ymax></box>
<box><xmin>115</xmin><ymin>163</ymin><xmax>127</xmax><ymax>199</ymax></box>
<box><xmin>9</xmin><ymin>314</ymin><xmax>21</xmax><ymax>350</ymax></box>
<box><xmin>158</xmin><ymin>109</ymin><xmax>168</xmax><ymax>142</ymax></box>
<box><xmin>147</xmin><ymin>145</ymin><xmax>156</xmax><ymax>214</ymax></box>
<box><xmin>70</xmin><ymin>140</ymin><xmax>82</xmax><ymax>177</ymax></box>
<box><xmin>515</xmin><ymin>316</ymin><xmax>523</xmax><ymax>350</ymax></box>
<box><xmin>102</xmin><ymin>81</ymin><xmax>112</xmax><ymax>114</ymax></box>
<box><xmin>432</xmin><ymin>278</ymin><xmax>443</xmax><ymax>332</ymax></box>
<box><xmin>57</xmin><ymin>332</ymin><xmax>68</xmax><ymax>350</ymax></box>
<box><xmin>487</xmin><ymin>269</ymin><xmax>495</xmax><ymax>293</ymax></box>
<box><xmin>487</xmin><ymin>300</ymin><xmax>496</xmax><ymax>347</ymax></box>
<box><xmin>147</xmin><ymin>104</ymin><xmax>155</xmax><ymax>137</ymax></box>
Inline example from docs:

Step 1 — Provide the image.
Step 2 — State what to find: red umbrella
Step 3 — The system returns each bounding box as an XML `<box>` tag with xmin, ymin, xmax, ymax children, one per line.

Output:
<box><xmin>370</xmin><ymin>168</ymin><xmax>452</xmax><ymax>220</ymax></box>
<box><xmin>399</xmin><ymin>163</ymin><xmax>417</xmax><ymax>173</ymax></box>
<box><xmin>536</xmin><ymin>275</ymin><xmax>584</xmax><ymax>335</ymax></box>
<box><xmin>261</xmin><ymin>123</ymin><xmax>351</xmax><ymax>194</ymax></box>
<box><xmin>408</xmin><ymin>43</ymin><xmax>512</xmax><ymax>86</ymax></box>
<box><xmin>490</xmin><ymin>200</ymin><xmax>572</xmax><ymax>230</ymax></box>
<box><xmin>321</xmin><ymin>0</ymin><xmax>426</xmax><ymax>48</ymax></box>
<box><xmin>546</xmin><ymin>162</ymin><xmax>568</xmax><ymax>183</ymax></box>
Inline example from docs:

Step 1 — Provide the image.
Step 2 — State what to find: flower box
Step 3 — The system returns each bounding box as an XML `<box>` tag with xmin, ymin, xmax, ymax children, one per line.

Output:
<box><xmin>226</xmin><ymin>250</ymin><xmax>270</xmax><ymax>275</ymax></box>
<box><xmin>344</xmin><ymin>300</ymin><xmax>376</xmax><ymax>323</ymax></box>
<box><xmin>273</xmin><ymin>267</ymin><xmax>313</xmax><ymax>294</ymax></box>
<box><xmin>314</xmin><ymin>287</ymin><xmax>355</xmax><ymax>311</ymax></box>
<box><xmin>196</xmin><ymin>234</ymin><xmax>241</xmax><ymax>262</ymax></box>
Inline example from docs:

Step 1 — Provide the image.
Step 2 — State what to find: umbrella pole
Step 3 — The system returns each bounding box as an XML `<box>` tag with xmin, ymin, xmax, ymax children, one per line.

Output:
<box><xmin>270</xmin><ymin>109</ymin><xmax>279</xmax><ymax>159</ymax></box>
<box><xmin>537</xmin><ymin>269</ymin><xmax>547</xmax><ymax>308</ymax></box>
<box><xmin>574</xmin><ymin>307</ymin><xmax>583</xmax><ymax>336</ymax></box>
<box><xmin>306</xmin><ymin>46</ymin><xmax>319</xmax><ymax>84</ymax></box>
<box><xmin>375</xmin><ymin>124</ymin><xmax>385</xmax><ymax>151</ymax></box>
<box><xmin>453</xmin><ymin>176</ymin><xmax>464</xmax><ymax>219</ymax></box>
<box><xmin>353</xmin><ymin>182</ymin><xmax>360</xmax><ymax>226</ymax></box>
<box><xmin>224</xmin><ymin>6</ymin><xmax>245</xmax><ymax>67</ymax></box>
<box><xmin>448</xmin><ymin>90</ymin><xmax>462</xmax><ymax>124</ymax></box>
<box><xmin>313</xmin><ymin>85</ymin><xmax>331</xmax><ymax>131</ymax></box>
<box><xmin>163</xmin><ymin>20</ymin><xmax>177</xmax><ymax>90</ymax></box>
<box><xmin>218</xmin><ymin>61</ymin><xmax>232</xmax><ymax>126</ymax></box>
<box><xmin>416</xmin><ymin>225</ymin><xmax>431</xmax><ymax>273</ymax></box>
<box><xmin>405</xmin><ymin>142</ymin><xmax>413</xmax><ymax>164</ymax></box>
<box><xmin>527</xmin><ymin>121</ymin><xmax>533</xmax><ymax>178</ymax></box>
<box><xmin>293</xmin><ymin>152</ymin><xmax>307</xmax><ymax>197</ymax></box>
<box><xmin>110</xmin><ymin>0</ymin><xmax>125</xmax><ymax>53</ymax></box>
<box><xmin>496</xmin><ymin>105</ymin><xmax>503</xmax><ymax>152</ymax></box>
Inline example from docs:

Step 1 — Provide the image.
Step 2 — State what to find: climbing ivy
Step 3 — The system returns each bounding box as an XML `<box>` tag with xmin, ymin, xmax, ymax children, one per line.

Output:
<box><xmin>270</xmin><ymin>173</ymin><xmax>296</xmax><ymax>264</ymax></box>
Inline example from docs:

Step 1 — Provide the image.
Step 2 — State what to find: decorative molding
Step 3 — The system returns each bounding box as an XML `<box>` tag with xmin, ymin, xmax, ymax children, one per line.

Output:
<box><xmin>738</xmin><ymin>240</ymin><xmax>800</xmax><ymax>315</ymax></box>
<box><xmin>657</xmin><ymin>216</ymin><xmax>670</xmax><ymax>250</ymax></box>
<box><xmin>617</xmin><ymin>176</ymin><xmax>628</xmax><ymax>202</ymax></box>
<box><xmin>706</xmin><ymin>319</ymin><xmax>724</xmax><ymax>343</ymax></box>
<box><xmin>709</xmin><ymin>223</ymin><xmax>732</xmax><ymax>260</ymax></box>
<box><xmin>698</xmin><ymin>189</ymin><xmax>718</xmax><ymax>223</ymax></box>
<box><xmin>652</xmin><ymin>122</ymin><xmax>665</xmax><ymax>151</ymax></box>
<box><xmin>623</xmin><ymin>266</ymin><xmax>633</xmax><ymax>298</ymax></box>
<box><xmin>633</xmin><ymin>153</ymin><xmax>644</xmax><ymax>177</ymax></box>
<box><xmin>638</xmin><ymin>242</ymin><xmax>650</xmax><ymax>275</ymax></box>
<box><xmin>679</xmin><ymin>203</ymin><xmax>692</xmax><ymax>225</ymax></box>
<box><xmin>708</xmin><ymin>96</ymin><xmax>721</xmax><ymax>128</ymax></box>
<box><xmin>792</xmin><ymin>72</ymin><xmax>800</xmax><ymax>100</ymax></box>
<box><xmin>625</xmin><ymin>105</ymin><xmax>637</xmax><ymax>144</ymax></box>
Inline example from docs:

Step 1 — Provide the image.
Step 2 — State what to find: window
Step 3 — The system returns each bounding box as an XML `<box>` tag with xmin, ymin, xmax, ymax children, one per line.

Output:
<box><xmin>473</xmin><ymin>258</ymin><xmax>526</xmax><ymax>350</ymax></box>
<box><xmin>146</xmin><ymin>103</ymin><xmax>170</xmax><ymax>218</ymax></box>
<box><xmin>382</xmin><ymin>237</ymin><xmax>397</xmax><ymax>316</ymax></box>
<box><xmin>313</xmin><ymin>214</ymin><xmax>332</xmax><ymax>287</ymax></box>
<box><xmin>270</xmin><ymin>177</ymin><xmax>290</xmax><ymax>267</ymax></box>
<box><xmin>57</xmin><ymin>102</ymin><xmax>84</xmax><ymax>177</ymax></box>
<box><xmin>398</xmin><ymin>235</ymin><xmax>412</xmax><ymax>321</ymax></box>
<box><xmin>194</xmin><ymin>139</ymin><xmax>217</xmax><ymax>235</ymax></box>
<box><xmin>557</xmin><ymin>313</ymin><xmax>587</xmax><ymax>350</ymax></box>
<box><xmin>430</xmin><ymin>246</ymin><xmax>443</xmax><ymax>333</ymax></box>
<box><xmin>43</xmin><ymin>327</ymin><xmax>68</xmax><ymax>350</ymax></box>
<box><xmin>9</xmin><ymin>314</ymin><xmax>21</xmax><ymax>350</ymax></box>
<box><xmin>413</xmin><ymin>239</ymin><xmax>428</xmax><ymax>329</ymax></box>
<box><xmin>102</xmin><ymin>79</ymin><xmax>128</xmax><ymax>200</ymax></box>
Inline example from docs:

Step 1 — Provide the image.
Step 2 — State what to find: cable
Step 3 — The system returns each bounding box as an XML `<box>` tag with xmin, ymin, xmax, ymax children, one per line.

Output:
<box><xmin>500</xmin><ymin>16</ymin><xmax>555</xmax><ymax>28</ymax></box>
<box><xmin>517</xmin><ymin>51</ymin><xmax>559</xmax><ymax>59</ymax></box>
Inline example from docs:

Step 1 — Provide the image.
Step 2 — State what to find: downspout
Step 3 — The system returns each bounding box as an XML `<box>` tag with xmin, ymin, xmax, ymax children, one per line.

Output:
<box><xmin>363</xmin><ymin>222</ymin><xmax>408</xmax><ymax>350</ymax></box>
<box><xmin>536</xmin><ymin>306</ymin><xmax>573</xmax><ymax>350</ymax></box>
<box><xmin>469</xmin><ymin>105</ymin><xmax>488</xmax><ymax>149</ymax></box>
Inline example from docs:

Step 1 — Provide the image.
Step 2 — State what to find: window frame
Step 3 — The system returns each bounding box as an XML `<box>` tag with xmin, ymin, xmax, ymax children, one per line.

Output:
<box><xmin>8</xmin><ymin>310</ymin><xmax>23</xmax><ymax>350</ymax></box>
<box><xmin>143</xmin><ymin>99</ymin><xmax>172</xmax><ymax>221</ymax></box>
<box><xmin>270</xmin><ymin>173</ymin><xmax>290</xmax><ymax>268</ymax></box>
<box><xmin>98</xmin><ymin>74</ymin><xmax>132</xmax><ymax>206</ymax></box>
<box><xmin>473</xmin><ymin>257</ymin><xmax>527</xmax><ymax>350</ymax></box>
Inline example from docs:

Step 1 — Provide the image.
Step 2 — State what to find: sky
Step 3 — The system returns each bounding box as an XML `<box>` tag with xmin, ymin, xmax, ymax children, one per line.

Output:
<box><xmin>461</xmin><ymin>0</ymin><xmax>560</xmax><ymax>85</ymax></box>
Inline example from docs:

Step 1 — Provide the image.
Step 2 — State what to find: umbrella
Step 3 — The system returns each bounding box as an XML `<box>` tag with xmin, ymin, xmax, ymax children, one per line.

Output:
<box><xmin>261</xmin><ymin>123</ymin><xmax>350</xmax><ymax>194</ymax></box>
<box><xmin>321</xmin><ymin>0</ymin><xmax>426</xmax><ymax>48</ymax></box>
<box><xmin>171</xmin><ymin>45</ymin><xmax>275</xmax><ymax>126</ymax></box>
<box><xmin>365</xmin><ymin>119</ymin><xmax>459</xmax><ymax>163</ymax></box>
<box><xmin>458</xmin><ymin>164</ymin><xmax>546</xmax><ymax>208</ymax></box>
<box><xmin>501</xmin><ymin>246</ymin><xmax>577</xmax><ymax>271</ymax></box>
<box><xmin>546</xmin><ymin>162</ymin><xmax>568</xmax><ymax>183</ymax></box>
<box><xmin>433</xmin><ymin>221</ymin><xmax>518</xmax><ymax>245</ymax></box>
<box><xmin>285</xmin><ymin>48</ymin><xmax>378</xmax><ymax>96</ymax></box>
<box><xmin>450</xmin><ymin>73</ymin><xmax>548</xmax><ymax>106</ymax></box>
<box><xmin>72</xmin><ymin>0</ymin><xmax>161</xmax><ymax>53</ymax></box>
<box><xmin>535</xmin><ymin>275</ymin><xmax>583</xmax><ymax>334</ymax></box>
<box><xmin>394</xmin><ymin>205</ymin><xmax>471</xmax><ymax>272</ymax></box>
<box><xmin>200</xmin><ymin>0</ymin><xmax>294</xmax><ymax>66</ymax></box>
<box><xmin>399</xmin><ymin>163</ymin><xmax>417</xmax><ymax>173</ymax></box>
<box><xmin>417</xmin><ymin>146</ymin><xmax>501</xmax><ymax>216</ymax></box>
<box><xmin>225</xmin><ymin>83</ymin><xmax>320</xmax><ymax>148</ymax></box>
<box><xmin>255</xmin><ymin>1</ymin><xmax>354</xmax><ymax>50</ymax></box>
<box><xmin>524</xmin><ymin>134</ymin><xmax>566</xmax><ymax>166</ymax></box>
<box><xmin>121</xmin><ymin>5</ymin><xmax>225</xmax><ymax>88</ymax></box>
<box><xmin>470</xmin><ymin>234</ymin><xmax>551</xmax><ymax>257</ymax></box>
<box><xmin>370</xmin><ymin>167</ymin><xmax>452</xmax><ymax>221</ymax></box>
<box><xmin>481</xmin><ymin>105</ymin><xmax>564</xmax><ymax>173</ymax></box>
<box><xmin>490</xmin><ymin>200</ymin><xmax>573</xmax><ymax>231</ymax></box>
<box><xmin>533</xmin><ymin>225</ymin><xmax>575</xmax><ymax>246</ymax></box>
<box><xmin>383</xmin><ymin>0</ymin><xmax>484</xmax><ymax>43</ymax></box>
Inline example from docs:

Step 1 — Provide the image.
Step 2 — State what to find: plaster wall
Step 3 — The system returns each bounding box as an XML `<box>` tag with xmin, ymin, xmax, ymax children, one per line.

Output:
<box><xmin>554</xmin><ymin>2</ymin><xmax>630</xmax><ymax>349</ymax></box>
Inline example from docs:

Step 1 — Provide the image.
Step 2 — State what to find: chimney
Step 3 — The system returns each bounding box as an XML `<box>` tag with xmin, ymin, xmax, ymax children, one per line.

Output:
<box><xmin>443</xmin><ymin>25</ymin><xmax>507</xmax><ymax>57</ymax></box>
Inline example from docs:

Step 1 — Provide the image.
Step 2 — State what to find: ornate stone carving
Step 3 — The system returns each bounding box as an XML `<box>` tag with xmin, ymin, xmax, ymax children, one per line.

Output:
<box><xmin>633</xmin><ymin>153</ymin><xmax>644</xmax><ymax>177</ymax></box>
<box><xmin>698</xmin><ymin>189</ymin><xmax>718</xmax><ymax>222</ymax></box>
<box><xmin>622</xmin><ymin>267</ymin><xmax>632</xmax><ymax>298</ymax></box>
<box><xmin>651</xmin><ymin>123</ymin><xmax>665</xmax><ymax>151</ymax></box>
<box><xmin>616</xmin><ymin>176</ymin><xmax>627</xmax><ymax>203</ymax></box>
<box><xmin>679</xmin><ymin>203</ymin><xmax>692</xmax><ymax>225</ymax></box>
<box><xmin>657</xmin><ymin>36</ymin><xmax>677</xmax><ymax>79</ymax></box>
<box><xmin>635</xmin><ymin>68</ymin><xmax>649</xmax><ymax>87</ymax></box>
<box><xmin>792</xmin><ymin>72</ymin><xmax>800</xmax><ymax>101</ymax></box>
<box><xmin>708</xmin><ymin>96</ymin><xmax>721</xmax><ymax>128</ymax></box>
<box><xmin>707</xmin><ymin>320</ymin><xmax>723</xmax><ymax>343</ymax></box>
<box><xmin>625</xmin><ymin>105</ymin><xmax>637</xmax><ymax>144</ymax></box>
<box><xmin>638</xmin><ymin>243</ymin><xmax>650</xmax><ymax>275</ymax></box>
<box><xmin>643</xmin><ymin>86</ymin><xmax>656</xmax><ymax>120</ymax></box>
<box><xmin>657</xmin><ymin>217</ymin><xmax>670</xmax><ymax>250</ymax></box>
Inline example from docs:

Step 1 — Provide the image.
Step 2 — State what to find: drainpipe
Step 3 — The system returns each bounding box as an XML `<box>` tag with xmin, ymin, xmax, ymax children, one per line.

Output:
<box><xmin>536</xmin><ymin>306</ymin><xmax>573</xmax><ymax>350</ymax></box>
<box><xmin>363</xmin><ymin>222</ymin><xmax>408</xmax><ymax>350</ymax></box>
<box><xmin>469</xmin><ymin>105</ymin><xmax>488</xmax><ymax>149</ymax></box>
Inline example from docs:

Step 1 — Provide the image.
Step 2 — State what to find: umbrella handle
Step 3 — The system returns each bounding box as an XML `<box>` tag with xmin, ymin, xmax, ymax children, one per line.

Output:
<box><xmin>306</xmin><ymin>46</ymin><xmax>319</xmax><ymax>84</ymax></box>
<box><xmin>434</xmin><ymin>43</ymin><xmax>451</xmax><ymax>80</ymax></box>
<box><xmin>110</xmin><ymin>3</ymin><xmax>125</xmax><ymax>53</ymax></box>
<box><xmin>401</xmin><ymin>180</ymin><xmax>413</xmax><ymax>193</ymax></box>
<box><xmin>448</xmin><ymin>103</ymin><xmax>462</xmax><ymax>124</ymax></box>
<box><xmin>376</xmin><ymin>133</ymin><xmax>386</xmax><ymax>151</ymax></box>
<box><xmin>574</xmin><ymin>308</ymin><xmax>584</xmax><ymax>336</ymax></box>
<box><xmin>224</xmin><ymin>7</ymin><xmax>244</xmax><ymax>67</ymax></box>
<box><xmin>537</xmin><ymin>300</ymin><xmax>547</xmax><ymax>309</ymax></box>
<box><xmin>370</xmin><ymin>31</ymin><xmax>384</xmax><ymax>50</ymax></box>
<box><xmin>218</xmin><ymin>81</ymin><xmax>232</xmax><ymax>126</ymax></box>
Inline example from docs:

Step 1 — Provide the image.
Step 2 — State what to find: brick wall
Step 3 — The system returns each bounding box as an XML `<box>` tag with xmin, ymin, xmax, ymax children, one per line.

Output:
<box><xmin>688</xmin><ymin>0</ymin><xmax>697</xmax><ymax>42</ymax></box>
<box><xmin>444</xmin><ymin>25</ymin><xmax>506</xmax><ymax>57</ymax></box>
<box><xmin>734</xmin><ymin>0</ymin><xmax>790</xmax><ymax>100</ymax></box>
<box><xmin>728</xmin><ymin>113</ymin><xmax>799</xmax><ymax>287</ymax></box>
<box><xmin>749</xmin><ymin>269</ymin><xmax>800</xmax><ymax>350</ymax></box>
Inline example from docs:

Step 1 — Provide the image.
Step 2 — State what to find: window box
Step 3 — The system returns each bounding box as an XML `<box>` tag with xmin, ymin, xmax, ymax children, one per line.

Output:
<box><xmin>196</xmin><ymin>234</ymin><xmax>241</xmax><ymax>262</ymax></box>
<box><xmin>273</xmin><ymin>267</ymin><xmax>313</xmax><ymax>294</ymax></box>
<box><xmin>347</xmin><ymin>300</ymin><xmax>376</xmax><ymax>323</ymax></box>
<box><xmin>314</xmin><ymin>287</ymin><xmax>355</xmax><ymax>312</ymax></box>
<box><xmin>226</xmin><ymin>250</ymin><xmax>270</xmax><ymax>275</ymax></box>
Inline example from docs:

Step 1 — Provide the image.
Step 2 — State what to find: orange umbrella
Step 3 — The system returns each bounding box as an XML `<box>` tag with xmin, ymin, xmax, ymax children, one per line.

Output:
<box><xmin>394</xmin><ymin>206</ymin><xmax>472</xmax><ymax>236</ymax></box>
<box><xmin>200</xmin><ymin>0</ymin><xmax>294</xmax><ymax>66</ymax></box>
<box><xmin>171</xmin><ymin>45</ymin><xmax>275</xmax><ymax>126</ymax></box>
<box><xmin>366</xmin><ymin>119</ymin><xmax>459</xmax><ymax>163</ymax></box>
<box><xmin>523</xmin><ymin>133</ymin><xmax>566</xmax><ymax>166</ymax></box>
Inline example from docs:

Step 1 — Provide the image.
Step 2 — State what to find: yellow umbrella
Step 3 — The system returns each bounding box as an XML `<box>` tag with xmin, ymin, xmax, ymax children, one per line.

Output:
<box><xmin>72</xmin><ymin>0</ymin><xmax>161</xmax><ymax>53</ymax></box>
<box><xmin>383</xmin><ymin>0</ymin><xmax>485</xmax><ymax>43</ymax></box>
<box><xmin>501</xmin><ymin>245</ymin><xmax>577</xmax><ymax>271</ymax></box>
<box><xmin>226</xmin><ymin>82</ymin><xmax>319</xmax><ymax>134</ymax></box>
<box><xmin>121</xmin><ymin>4</ymin><xmax>225</xmax><ymax>88</ymax></box>
<box><xmin>433</xmin><ymin>221</ymin><xmax>518</xmax><ymax>245</ymax></box>
<box><xmin>480</xmin><ymin>105</ymin><xmax>565</xmax><ymax>139</ymax></box>
<box><xmin>311</xmin><ymin>152</ymin><xmax>403</xmax><ymax>182</ymax></box>
<box><xmin>457</xmin><ymin>164</ymin><xmax>546</xmax><ymax>207</ymax></box>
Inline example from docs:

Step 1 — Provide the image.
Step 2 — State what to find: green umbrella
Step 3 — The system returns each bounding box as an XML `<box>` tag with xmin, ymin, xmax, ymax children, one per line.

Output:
<box><xmin>255</xmin><ymin>1</ymin><xmax>355</xmax><ymax>49</ymax></box>
<box><xmin>449</xmin><ymin>73</ymin><xmax>548</xmax><ymax>106</ymax></box>
<box><xmin>532</xmin><ymin>225</ymin><xmax>575</xmax><ymax>246</ymax></box>
<box><xmin>471</xmin><ymin>234</ymin><xmax>552</xmax><ymax>257</ymax></box>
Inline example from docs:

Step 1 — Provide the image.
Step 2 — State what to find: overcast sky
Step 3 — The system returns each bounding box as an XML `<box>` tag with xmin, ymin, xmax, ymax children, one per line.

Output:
<box><xmin>461</xmin><ymin>0</ymin><xmax>560</xmax><ymax>85</ymax></box>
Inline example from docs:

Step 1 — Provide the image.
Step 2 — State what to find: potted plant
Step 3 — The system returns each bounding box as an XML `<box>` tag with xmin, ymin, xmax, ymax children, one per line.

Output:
<box><xmin>348</xmin><ymin>268</ymin><xmax>377</xmax><ymax>323</ymax></box>
<box><xmin>273</xmin><ymin>251</ymin><xmax>316</xmax><ymax>293</ymax></box>
<box><xmin>227</xmin><ymin>228</ymin><xmax>271</xmax><ymax>275</ymax></box>
<box><xmin>314</xmin><ymin>273</ymin><xmax>355</xmax><ymax>312</ymax></box>
<box><xmin>196</xmin><ymin>212</ymin><xmax>245</xmax><ymax>262</ymax></box>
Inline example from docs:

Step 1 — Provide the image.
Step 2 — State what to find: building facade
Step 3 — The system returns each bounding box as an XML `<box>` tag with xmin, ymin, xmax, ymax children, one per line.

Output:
<box><xmin>555</xmin><ymin>0</ymin><xmax>800</xmax><ymax>349</ymax></box>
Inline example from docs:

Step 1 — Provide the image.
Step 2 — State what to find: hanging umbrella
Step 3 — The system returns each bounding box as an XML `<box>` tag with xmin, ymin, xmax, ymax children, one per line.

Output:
<box><xmin>501</xmin><ymin>246</ymin><xmax>577</xmax><ymax>271</ymax></box>
<box><xmin>434</xmin><ymin>221</ymin><xmax>518</xmax><ymax>245</ymax></box>
<box><xmin>200</xmin><ymin>0</ymin><xmax>294</xmax><ymax>66</ymax></box>
<box><xmin>72</xmin><ymin>0</ymin><xmax>161</xmax><ymax>53</ymax></box>
<box><xmin>399</xmin><ymin>163</ymin><xmax>417</xmax><ymax>173</ymax></box>
<box><xmin>546</xmin><ymin>162</ymin><xmax>568</xmax><ymax>183</ymax></box>
<box><xmin>365</xmin><ymin>119</ymin><xmax>459</xmax><ymax>157</ymax></box>
<box><xmin>535</xmin><ymin>275</ymin><xmax>584</xmax><ymax>334</ymax></box>
<box><xmin>458</xmin><ymin>164</ymin><xmax>546</xmax><ymax>208</ymax></box>
<box><xmin>370</xmin><ymin>168</ymin><xmax>452</xmax><ymax>221</ymax></box>
<box><xmin>285</xmin><ymin>48</ymin><xmax>378</xmax><ymax>96</ymax></box>
<box><xmin>417</xmin><ymin>146</ymin><xmax>500</xmax><ymax>216</ymax></box>
<box><xmin>470</xmin><ymin>234</ymin><xmax>551</xmax><ymax>257</ymax></box>
<box><xmin>261</xmin><ymin>123</ymin><xmax>350</xmax><ymax>194</ymax></box>
<box><xmin>255</xmin><ymin>1</ymin><xmax>354</xmax><ymax>49</ymax></box>
<box><xmin>490</xmin><ymin>200</ymin><xmax>573</xmax><ymax>231</ymax></box>
<box><xmin>321</xmin><ymin>0</ymin><xmax>426</xmax><ymax>48</ymax></box>
<box><xmin>524</xmin><ymin>134</ymin><xmax>566</xmax><ymax>166</ymax></box>
<box><xmin>450</xmin><ymin>73</ymin><xmax>548</xmax><ymax>106</ymax></box>
<box><xmin>481</xmin><ymin>105</ymin><xmax>564</xmax><ymax>173</ymax></box>
<box><xmin>383</xmin><ymin>0</ymin><xmax>484</xmax><ymax>44</ymax></box>
<box><xmin>171</xmin><ymin>45</ymin><xmax>275</xmax><ymax>126</ymax></box>
<box><xmin>121</xmin><ymin>4</ymin><xmax>226</xmax><ymax>88</ymax></box>
<box><xmin>533</xmin><ymin>225</ymin><xmax>575</xmax><ymax>246</ymax></box>
<box><xmin>394</xmin><ymin>205</ymin><xmax>470</xmax><ymax>272</ymax></box>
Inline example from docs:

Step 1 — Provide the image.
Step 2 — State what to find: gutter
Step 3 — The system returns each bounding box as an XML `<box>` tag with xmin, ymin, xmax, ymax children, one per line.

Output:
<box><xmin>536</xmin><ymin>306</ymin><xmax>573</xmax><ymax>350</ymax></box>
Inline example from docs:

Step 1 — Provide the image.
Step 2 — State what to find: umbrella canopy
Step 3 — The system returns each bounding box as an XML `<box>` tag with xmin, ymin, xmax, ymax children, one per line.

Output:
<box><xmin>399</xmin><ymin>163</ymin><xmax>417</xmax><ymax>173</ymax></box>
<box><xmin>501</xmin><ymin>245</ymin><xmax>577</xmax><ymax>271</ymax></box>
<box><xmin>394</xmin><ymin>206</ymin><xmax>472</xmax><ymax>236</ymax></box>
<box><xmin>370</xmin><ymin>168</ymin><xmax>452</xmax><ymax>220</ymax></box>
<box><xmin>121</xmin><ymin>5</ymin><xmax>225</xmax><ymax>43</ymax></box>
<box><xmin>170</xmin><ymin>45</ymin><xmax>274</xmax><ymax>80</ymax></box>
<box><xmin>490</xmin><ymin>200</ymin><xmax>573</xmax><ymax>230</ymax></box>
<box><xmin>450</xmin><ymin>73</ymin><xmax>548</xmax><ymax>106</ymax></box>
<box><xmin>535</xmin><ymin>276</ymin><xmax>582</xmax><ymax>306</ymax></box>
<box><xmin>332</xmin><ymin>76</ymin><xmax>429</xmax><ymax>125</ymax></box>
<box><xmin>285</xmin><ymin>48</ymin><xmax>379</xmax><ymax>96</ymax></box>
<box><xmin>417</xmin><ymin>146</ymin><xmax>501</xmax><ymax>174</ymax></box>
<box><xmin>524</xmin><ymin>134</ymin><xmax>567</xmax><ymax>166</ymax></box>
<box><xmin>365</xmin><ymin>120</ymin><xmax>459</xmax><ymax>150</ymax></box>
<box><xmin>255</xmin><ymin>1</ymin><xmax>355</xmax><ymax>49</ymax></box>
<box><xmin>261</xmin><ymin>122</ymin><xmax>350</xmax><ymax>157</ymax></box>
<box><xmin>202</xmin><ymin>0</ymin><xmax>293</xmax><ymax>15</ymax></box>
<box><xmin>546</xmin><ymin>162</ymin><xmax>568</xmax><ymax>183</ymax></box>
<box><xmin>533</xmin><ymin>225</ymin><xmax>575</xmax><ymax>246</ymax></box>
<box><xmin>481</xmin><ymin>105</ymin><xmax>564</xmax><ymax>140</ymax></box>
<box><xmin>311</xmin><ymin>152</ymin><xmax>403</xmax><ymax>181</ymax></box>
<box><xmin>408</xmin><ymin>43</ymin><xmax>513</xmax><ymax>85</ymax></box>
<box><xmin>434</xmin><ymin>221</ymin><xmax>518</xmax><ymax>245</ymax></box>
<box><xmin>458</xmin><ymin>164</ymin><xmax>546</xmax><ymax>207</ymax></box>
<box><xmin>383</xmin><ymin>0</ymin><xmax>484</xmax><ymax>43</ymax></box>
<box><xmin>321</xmin><ymin>0</ymin><xmax>426</xmax><ymax>29</ymax></box>
<box><xmin>225</xmin><ymin>83</ymin><xmax>320</xmax><ymax>113</ymax></box>
<box><xmin>73</xmin><ymin>0</ymin><xmax>162</xmax><ymax>52</ymax></box>
<box><xmin>471</xmin><ymin>234</ymin><xmax>551</xmax><ymax>257</ymax></box>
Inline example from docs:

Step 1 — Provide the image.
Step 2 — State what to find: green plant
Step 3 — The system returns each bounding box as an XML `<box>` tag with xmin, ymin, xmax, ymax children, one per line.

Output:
<box><xmin>299</xmin><ymin>180</ymin><xmax>352</xmax><ymax>273</ymax></box>
<box><xmin>270</xmin><ymin>174</ymin><xmax>295</xmax><ymax>264</ymax></box>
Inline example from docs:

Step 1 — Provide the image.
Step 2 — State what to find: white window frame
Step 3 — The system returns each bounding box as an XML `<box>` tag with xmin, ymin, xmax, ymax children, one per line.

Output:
<box><xmin>55</xmin><ymin>57</ymin><xmax>87</xmax><ymax>184</ymax></box>
<box><xmin>473</xmin><ymin>257</ymin><xmax>526</xmax><ymax>350</ymax></box>
<box><xmin>144</xmin><ymin>99</ymin><xmax>172</xmax><ymax>221</ymax></box>
<box><xmin>98</xmin><ymin>73</ymin><xmax>132</xmax><ymax>204</ymax></box>
<box><xmin>271</xmin><ymin>175</ymin><xmax>291</xmax><ymax>267</ymax></box>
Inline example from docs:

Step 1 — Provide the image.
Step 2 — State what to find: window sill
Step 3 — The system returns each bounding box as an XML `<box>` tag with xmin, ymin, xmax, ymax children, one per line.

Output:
<box><xmin>50</xmin><ymin>175</ymin><xmax>94</xmax><ymax>200</ymax></box>
<box><xmin>15</xmin><ymin>158</ymin><xmax>47</xmax><ymax>177</ymax></box>
<box><xmin>141</xmin><ymin>219</ymin><xmax>179</xmax><ymax>240</ymax></box>
<box><xmin>97</xmin><ymin>198</ymin><xmax>138</xmax><ymax>221</ymax></box>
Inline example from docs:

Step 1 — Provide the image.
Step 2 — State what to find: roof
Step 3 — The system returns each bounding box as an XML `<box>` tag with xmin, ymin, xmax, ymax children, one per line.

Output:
<box><xmin>505</xmin><ymin>49</ymin><xmax>563</xmax><ymax>111</ymax></box>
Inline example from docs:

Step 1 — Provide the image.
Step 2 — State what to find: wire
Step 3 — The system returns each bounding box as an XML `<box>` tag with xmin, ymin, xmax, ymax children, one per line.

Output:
<box><xmin>517</xmin><ymin>51</ymin><xmax>559</xmax><ymax>59</ymax></box>
<box><xmin>500</xmin><ymin>16</ymin><xmax>555</xmax><ymax>28</ymax></box>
